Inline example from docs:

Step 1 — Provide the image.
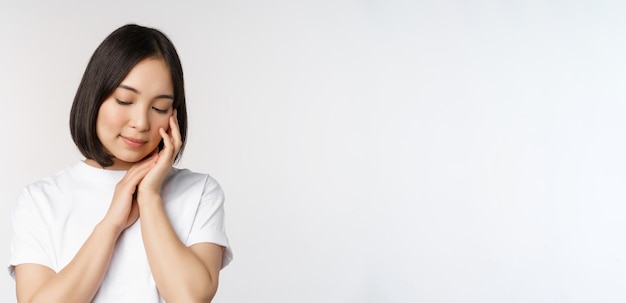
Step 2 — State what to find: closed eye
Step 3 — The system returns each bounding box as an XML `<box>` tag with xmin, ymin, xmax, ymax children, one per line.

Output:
<box><xmin>152</xmin><ymin>107</ymin><xmax>168</xmax><ymax>114</ymax></box>
<box><xmin>116</xmin><ymin>99</ymin><xmax>132</xmax><ymax>105</ymax></box>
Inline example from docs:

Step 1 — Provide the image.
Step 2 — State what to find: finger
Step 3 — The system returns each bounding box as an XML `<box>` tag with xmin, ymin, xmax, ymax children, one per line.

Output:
<box><xmin>159</xmin><ymin>127</ymin><xmax>175</xmax><ymax>162</ymax></box>
<box><xmin>169</xmin><ymin>111</ymin><xmax>182</xmax><ymax>158</ymax></box>
<box><xmin>170</xmin><ymin>110</ymin><xmax>182</xmax><ymax>145</ymax></box>
<box><xmin>131</xmin><ymin>153</ymin><xmax>158</xmax><ymax>172</ymax></box>
<box><xmin>120</xmin><ymin>154</ymin><xmax>157</xmax><ymax>188</ymax></box>
<box><xmin>123</xmin><ymin>164</ymin><xmax>153</xmax><ymax>191</ymax></box>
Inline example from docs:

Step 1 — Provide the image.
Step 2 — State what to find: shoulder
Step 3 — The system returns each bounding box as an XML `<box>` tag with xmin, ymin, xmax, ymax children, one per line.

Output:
<box><xmin>166</xmin><ymin>167</ymin><xmax>225</xmax><ymax>200</ymax></box>
<box><xmin>13</xmin><ymin>165</ymin><xmax>77</xmax><ymax>213</ymax></box>
<box><xmin>19</xmin><ymin>165</ymin><xmax>76</xmax><ymax>201</ymax></box>
<box><xmin>25</xmin><ymin>165</ymin><xmax>75</xmax><ymax>190</ymax></box>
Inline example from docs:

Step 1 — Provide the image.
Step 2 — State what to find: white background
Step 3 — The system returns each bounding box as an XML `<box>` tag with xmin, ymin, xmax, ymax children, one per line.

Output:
<box><xmin>1</xmin><ymin>0</ymin><xmax>626</xmax><ymax>302</ymax></box>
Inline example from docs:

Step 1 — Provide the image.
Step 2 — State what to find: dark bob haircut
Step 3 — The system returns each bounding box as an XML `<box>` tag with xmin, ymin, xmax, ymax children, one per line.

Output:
<box><xmin>70</xmin><ymin>24</ymin><xmax>187</xmax><ymax>168</ymax></box>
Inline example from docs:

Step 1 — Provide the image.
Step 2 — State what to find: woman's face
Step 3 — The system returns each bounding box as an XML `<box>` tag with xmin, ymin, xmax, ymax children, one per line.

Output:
<box><xmin>95</xmin><ymin>57</ymin><xmax>174</xmax><ymax>170</ymax></box>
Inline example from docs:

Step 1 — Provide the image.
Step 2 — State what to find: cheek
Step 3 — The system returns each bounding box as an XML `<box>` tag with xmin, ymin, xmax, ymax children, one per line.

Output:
<box><xmin>152</xmin><ymin>116</ymin><xmax>171</xmax><ymax>134</ymax></box>
<box><xmin>97</xmin><ymin>102</ymin><xmax>125</xmax><ymax>132</ymax></box>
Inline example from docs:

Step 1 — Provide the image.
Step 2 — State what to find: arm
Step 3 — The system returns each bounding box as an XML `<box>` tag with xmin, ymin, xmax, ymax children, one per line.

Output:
<box><xmin>16</xmin><ymin>222</ymin><xmax>120</xmax><ymax>303</ymax></box>
<box><xmin>137</xmin><ymin>112</ymin><xmax>224</xmax><ymax>302</ymax></box>
<box><xmin>14</xmin><ymin>156</ymin><xmax>157</xmax><ymax>303</ymax></box>
<box><xmin>137</xmin><ymin>193</ymin><xmax>224</xmax><ymax>303</ymax></box>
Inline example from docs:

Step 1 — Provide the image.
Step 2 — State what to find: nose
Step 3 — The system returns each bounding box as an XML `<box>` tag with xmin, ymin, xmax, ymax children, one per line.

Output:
<box><xmin>129</xmin><ymin>107</ymin><xmax>150</xmax><ymax>131</ymax></box>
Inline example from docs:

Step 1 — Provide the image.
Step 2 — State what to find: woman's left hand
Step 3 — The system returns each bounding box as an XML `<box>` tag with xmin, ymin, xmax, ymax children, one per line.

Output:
<box><xmin>137</xmin><ymin>109</ymin><xmax>182</xmax><ymax>195</ymax></box>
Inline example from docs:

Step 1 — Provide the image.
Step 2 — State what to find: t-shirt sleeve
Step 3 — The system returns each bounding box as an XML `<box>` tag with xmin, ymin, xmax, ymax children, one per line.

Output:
<box><xmin>7</xmin><ymin>188</ymin><xmax>56</xmax><ymax>279</ymax></box>
<box><xmin>185</xmin><ymin>176</ymin><xmax>233</xmax><ymax>269</ymax></box>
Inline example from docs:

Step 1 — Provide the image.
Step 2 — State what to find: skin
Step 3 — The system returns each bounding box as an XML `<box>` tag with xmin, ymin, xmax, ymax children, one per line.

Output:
<box><xmin>15</xmin><ymin>58</ymin><xmax>224</xmax><ymax>303</ymax></box>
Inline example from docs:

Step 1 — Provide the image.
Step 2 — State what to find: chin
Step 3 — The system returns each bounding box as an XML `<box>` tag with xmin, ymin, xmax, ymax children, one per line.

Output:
<box><xmin>114</xmin><ymin>152</ymin><xmax>150</xmax><ymax>164</ymax></box>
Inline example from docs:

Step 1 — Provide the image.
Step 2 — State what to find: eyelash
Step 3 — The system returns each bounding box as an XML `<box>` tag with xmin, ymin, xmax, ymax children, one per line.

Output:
<box><xmin>153</xmin><ymin>107</ymin><xmax>168</xmax><ymax>114</ymax></box>
<box><xmin>116</xmin><ymin>99</ymin><xmax>168</xmax><ymax>114</ymax></box>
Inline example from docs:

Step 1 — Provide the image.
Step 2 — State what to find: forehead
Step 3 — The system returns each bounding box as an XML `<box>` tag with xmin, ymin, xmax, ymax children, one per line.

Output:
<box><xmin>119</xmin><ymin>58</ymin><xmax>173</xmax><ymax>94</ymax></box>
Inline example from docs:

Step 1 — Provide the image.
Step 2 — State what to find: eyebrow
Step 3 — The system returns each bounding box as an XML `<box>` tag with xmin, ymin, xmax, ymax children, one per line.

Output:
<box><xmin>119</xmin><ymin>84</ymin><xmax>174</xmax><ymax>100</ymax></box>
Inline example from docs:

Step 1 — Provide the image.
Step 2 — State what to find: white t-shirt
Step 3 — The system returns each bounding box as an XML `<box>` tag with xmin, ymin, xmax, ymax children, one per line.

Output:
<box><xmin>8</xmin><ymin>161</ymin><xmax>233</xmax><ymax>302</ymax></box>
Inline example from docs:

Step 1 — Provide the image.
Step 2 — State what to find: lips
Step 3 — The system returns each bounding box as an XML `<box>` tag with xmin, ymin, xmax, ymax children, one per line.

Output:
<box><xmin>120</xmin><ymin>135</ymin><xmax>148</xmax><ymax>148</ymax></box>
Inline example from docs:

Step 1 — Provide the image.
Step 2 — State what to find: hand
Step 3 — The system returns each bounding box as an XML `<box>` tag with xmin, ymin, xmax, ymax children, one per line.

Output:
<box><xmin>102</xmin><ymin>154</ymin><xmax>158</xmax><ymax>233</ymax></box>
<box><xmin>137</xmin><ymin>110</ymin><xmax>182</xmax><ymax>196</ymax></box>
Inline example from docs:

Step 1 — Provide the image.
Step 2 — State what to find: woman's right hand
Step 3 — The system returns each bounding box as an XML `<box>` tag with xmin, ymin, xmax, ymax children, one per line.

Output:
<box><xmin>102</xmin><ymin>154</ymin><xmax>158</xmax><ymax>233</ymax></box>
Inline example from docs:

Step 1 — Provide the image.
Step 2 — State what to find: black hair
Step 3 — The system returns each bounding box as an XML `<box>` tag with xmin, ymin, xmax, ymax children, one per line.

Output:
<box><xmin>70</xmin><ymin>24</ymin><xmax>187</xmax><ymax>167</ymax></box>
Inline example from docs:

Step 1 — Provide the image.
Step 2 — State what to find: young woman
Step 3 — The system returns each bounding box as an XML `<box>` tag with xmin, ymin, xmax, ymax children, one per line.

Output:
<box><xmin>8</xmin><ymin>24</ymin><xmax>232</xmax><ymax>303</ymax></box>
